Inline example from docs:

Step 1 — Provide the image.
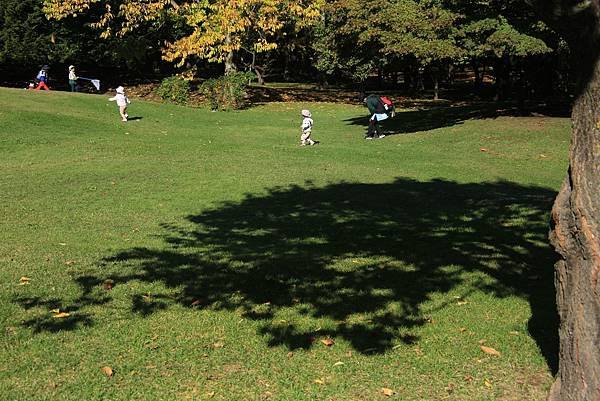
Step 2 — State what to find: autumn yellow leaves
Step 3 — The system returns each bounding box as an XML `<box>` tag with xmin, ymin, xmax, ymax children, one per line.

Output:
<box><xmin>43</xmin><ymin>0</ymin><xmax>325</xmax><ymax>67</ymax></box>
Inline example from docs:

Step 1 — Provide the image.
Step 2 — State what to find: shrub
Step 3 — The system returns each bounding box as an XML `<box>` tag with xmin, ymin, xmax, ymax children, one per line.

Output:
<box><xmin>199</xmin><ymin>71</ymin><xmax>255</xmax><ymax>111</ymax></box>
<box><xmin>156</xmin><ymin>76</ymin><xmax>190</xmax><ymax>105</ymax></box>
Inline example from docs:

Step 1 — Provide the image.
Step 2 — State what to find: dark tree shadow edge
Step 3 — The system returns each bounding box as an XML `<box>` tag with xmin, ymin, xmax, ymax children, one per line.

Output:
<box><xmin>14</xmin><ymin>178</ymin><xmax>559</xmax><ymax>372</ymax></box>
<box><xmin>344</xmin><ymin>101</ymin><xmax>569</xmax><ymax>136</ymax></box>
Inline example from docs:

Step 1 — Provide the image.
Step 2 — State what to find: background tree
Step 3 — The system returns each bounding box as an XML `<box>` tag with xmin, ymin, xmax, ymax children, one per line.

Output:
<box><xmin>312</xmin><ymin>0</ymin><xmax>461</xmax><ymax>95</ymax></box>
<box><xmin>379</xmin><ymin>0</ymin><xmax>462</xmax><ymax>99</ymax></box>
<box><xmin>312</xmin><ymin>0</ymin><xmax>556</xmax><ymax>99</ymax></box>
<box><xmin>312</xmin><ymin>0</ymin><xmax>383</xmax><ymax>86</ymax></box>
<box><xmin>0</xmin><ymin>0</ymin><xmax>77</xmax><ymax>80</ymax></box>
<box><xmin>44</xmin><ymin>0</ymin><xmax>324</xmax><ymax>78</ymax></box>
<box><xmin>526</xmin><ymin>1</ymin><xmax>600</xmax><ymax>400</ymax></box>
<box><xmin>452</xmin><ymin>0</ymin><xmax>553</xmax><ymax>100</ymax></box>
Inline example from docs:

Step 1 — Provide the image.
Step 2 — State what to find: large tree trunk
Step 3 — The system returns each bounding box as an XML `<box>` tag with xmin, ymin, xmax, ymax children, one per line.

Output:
<box><xmin>548</xmin><ymin>59</ymin><xmax>600</xmax><ymax>401</ymax></box>
<box><xmin>544</xmin><ymin>3</ymin><xmax>600</xmax><ymax>399</ymax></box>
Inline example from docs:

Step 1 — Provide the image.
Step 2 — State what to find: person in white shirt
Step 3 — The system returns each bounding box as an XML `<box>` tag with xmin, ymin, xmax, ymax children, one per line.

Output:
<box><xmin>300</xmin><ymin>109</ymin><xmax>318</xmax><ymax>146</ymax></box>
<box><xmin>68</xmin><ymin>65</ymin><xmax>78</xmax><ymax>92</ymax></box>
<box><xmin>108</xmin><ymin>86</ymin><xmax>131</xmax><ymax>122</ymax></box>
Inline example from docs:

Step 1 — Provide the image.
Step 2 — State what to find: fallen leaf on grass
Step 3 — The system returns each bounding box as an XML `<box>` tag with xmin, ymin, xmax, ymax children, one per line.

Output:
<box><xmin>314</xmin><ymin>378</ymin><xmax>326</xmax><ymax>385</ymax></box>
<box><xmin>381</xmin><ymin>387</ymin><xmax>396</xmax><ymax>397</ymax></box>
<box><xmin>484</xmin><ymin>379</ymin><xmax>493</xmax><ymax>388</ymax></box>
<box><xmin>320</xmin><ymin>338</ymin><xmax>335</xmax><ymax>347</ymax></box>
<box><xmin>480</xmin><ymin>345</ymin><xmax>501</xmax><ymax>356</ymax></box>
<box><xmin>18</xmin><ymin>277</ymin><xmax>31</xmax><ymax>285</ymax></box>
<box><xmin>52</xmin><ymin>312</ymin><xmax>71</xmax><ymax>318</ymax></box>
<box><xmin>190</xmin><ymin>299</ymin><xmax>201</xmax><ymax>306</ymax></box>
<box><xmin>101</xmin><ymin>366</ymin><xmax>114</xmax><ymax>377</ymax></box>
<box><xmin>212</xmin><ymin>342</ymin><xmax>224</xmax><ymax>349</ymax></box>
<box><xmin>64</xmin><ymin>260</ymin><xmax>76</xmax><ymax>266</ymax></box>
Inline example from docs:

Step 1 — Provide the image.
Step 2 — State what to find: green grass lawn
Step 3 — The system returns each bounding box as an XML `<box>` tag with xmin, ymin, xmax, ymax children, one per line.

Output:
<box><xmin>0</xmin><ymin>87</ymin><xmax>570</xmax><ymax>400</ymax></box>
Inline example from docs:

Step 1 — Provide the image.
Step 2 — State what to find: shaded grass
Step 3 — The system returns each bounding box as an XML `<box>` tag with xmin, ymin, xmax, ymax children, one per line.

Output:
<box><xmin>0</xmin><ymin>88</ymin><xmax>570</xmax><ymax>400</ymax></box>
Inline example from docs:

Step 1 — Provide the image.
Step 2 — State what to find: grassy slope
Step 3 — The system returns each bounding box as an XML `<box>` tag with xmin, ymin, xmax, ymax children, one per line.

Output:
<box><xmin>0</xmin><ymin>88</ymin><xmax>570</xmax><ymax>400</ymax></box>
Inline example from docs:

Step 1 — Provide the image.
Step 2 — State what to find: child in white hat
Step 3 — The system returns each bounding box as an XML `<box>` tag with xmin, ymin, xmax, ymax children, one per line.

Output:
<box><xmin>108</xmin><ymin>86</ymin><xmax>131</xmax><ymax>122</ymax></box>
<box><xmin>300</xmin><ymin>109</ymin><xmax>318</xmax><ymax>146</ymax></box>
<box><xmin>68</xmin><ymin>65</ymin><xmax>78</xmax><ymax>92</ymax></box>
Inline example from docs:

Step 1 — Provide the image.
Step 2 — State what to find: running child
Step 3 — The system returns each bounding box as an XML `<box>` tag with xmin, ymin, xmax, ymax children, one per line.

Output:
<box><xmin>108</xmin><ymin>86</ymin><xmax>131</xmax><ymax>122</ymax></box>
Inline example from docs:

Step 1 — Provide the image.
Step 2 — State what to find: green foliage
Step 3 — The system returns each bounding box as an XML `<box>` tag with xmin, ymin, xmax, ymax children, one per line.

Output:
<box><xmin>199</xmin><ymin>71</ymin><xmax>255</xmax><ymax>110</ymax></box>
<box><xmin>458</xmin><ymin>15</ymin><xmax>552</xmax><ymax>59</ymax></box>
<box><xmin>312</xmin><ymin>0</ymin><xmax>556</xmax><ymax>88</ymax></box>
<box><xmin>0</xmin><ymin>0</ymin><xmax>75</xmax><ymax>66</ymax></box>
<box><xmin>312</xmin><ymin>0</ymin><xmax>383</xmax><ymax>82</ymax></box>
<box><xmin>156</xmin><ymin>76</ymin><xmax>190</xmax><ymax>105</ymax></box>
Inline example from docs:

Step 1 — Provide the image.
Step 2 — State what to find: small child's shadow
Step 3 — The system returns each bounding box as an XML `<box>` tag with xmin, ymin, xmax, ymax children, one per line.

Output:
<box><xmin>128</xmin><ymin>116</ymin><xmax>143</xmax><ymax>121</ymax></box>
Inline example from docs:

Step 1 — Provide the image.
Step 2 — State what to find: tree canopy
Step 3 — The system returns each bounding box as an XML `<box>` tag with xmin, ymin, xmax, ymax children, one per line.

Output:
<box><xmin>43</xmin><ymin>0</ymin><xmax>324</xmax><ymax>75</ymax></box>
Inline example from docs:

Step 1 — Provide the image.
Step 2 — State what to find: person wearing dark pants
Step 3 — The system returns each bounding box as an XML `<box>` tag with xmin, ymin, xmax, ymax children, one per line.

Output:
<box><xmin>364</xmin><ymin>94</ymin><xmax>388</xmax><ymax>139</ymax></box>
<box><xmin>68</xmin><ymin>65</ymin><xmax>78</xmax><ymax>92</ymax></box>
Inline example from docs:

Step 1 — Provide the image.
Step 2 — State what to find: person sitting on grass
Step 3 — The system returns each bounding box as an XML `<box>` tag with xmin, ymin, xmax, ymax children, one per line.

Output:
<box><xmin>108</xmin><ymin>86</ymin><xmax>131</xmax><ymax>122</ymax></box>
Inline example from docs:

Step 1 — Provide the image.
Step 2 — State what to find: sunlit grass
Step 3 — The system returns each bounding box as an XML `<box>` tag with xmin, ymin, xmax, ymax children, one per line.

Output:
<box><xmin>0</xmin><ymin>87</ymin><xmax>570</xmax><ymax>400</ymax></box>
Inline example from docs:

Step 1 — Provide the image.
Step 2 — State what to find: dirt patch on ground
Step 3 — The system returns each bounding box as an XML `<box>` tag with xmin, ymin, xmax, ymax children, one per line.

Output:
<box><xmin>495</xmin><ymin>368</ymin><xmax>553</xmax><ymax>401</ymax></box>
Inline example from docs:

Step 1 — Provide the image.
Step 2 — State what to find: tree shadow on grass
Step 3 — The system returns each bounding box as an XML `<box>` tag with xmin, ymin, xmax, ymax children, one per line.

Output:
<box><xmin>14</xmin><ymin>178</ymin><xmax>559</xmax><ymax>372</ymax></box>
<box><xmin>344</xmin><ymin>101</ymin><xmax>570</xmax><ymax>136</ymax></box>
<box><xmin>13</xmin><ymin>275</ymin><xmax>108</xmax><ymax>333</ymax></box>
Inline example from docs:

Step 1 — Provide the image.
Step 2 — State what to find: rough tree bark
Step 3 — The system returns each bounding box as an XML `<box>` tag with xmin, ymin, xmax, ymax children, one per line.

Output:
<box><xmin>528</xmin><ymin>1</ymin><xmax>600</xmax><ymax>400</ymax></box>
<box><xmin>224</xmin><ymin>33</ymin><xmax>236</xmax><ymax>76</ymax></box>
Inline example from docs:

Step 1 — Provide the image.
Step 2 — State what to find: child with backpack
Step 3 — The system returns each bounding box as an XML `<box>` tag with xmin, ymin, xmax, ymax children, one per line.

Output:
<box><xmin>108</xmin><ymin>86</ymin><xmax>131</xmax><ymax>122</ymax></box>
<box><xmin>300</xmin><ymin>109</ymin><xmax>318</xmax><ymax>146</ymax></box>
<box><xmin>34</xmin><ymin>65</ymin><xmax>50</xmax><ymax>90</ymax></box>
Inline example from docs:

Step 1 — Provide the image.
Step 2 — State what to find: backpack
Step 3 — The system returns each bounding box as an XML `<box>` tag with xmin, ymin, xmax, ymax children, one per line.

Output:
<box><xmin>379</xmin><ymin>96</ymin><xmax>395</xmax><ymax>116</ymax></box>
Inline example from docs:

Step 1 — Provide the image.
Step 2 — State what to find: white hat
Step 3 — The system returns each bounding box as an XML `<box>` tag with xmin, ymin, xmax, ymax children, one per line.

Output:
<box><xmin>116</xmin><ymin>86</ymin><xmax>125</xmax><ymax>94</ymax></box>
<box><xmin>301</xmin><ymin>109</ymin><xmax>311</xmax><ymax>118</ymax></box>
<box><xmin>68</xmin><ymin>65</ymin><xmax>75</xmax><ymax>70</ymax></box>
